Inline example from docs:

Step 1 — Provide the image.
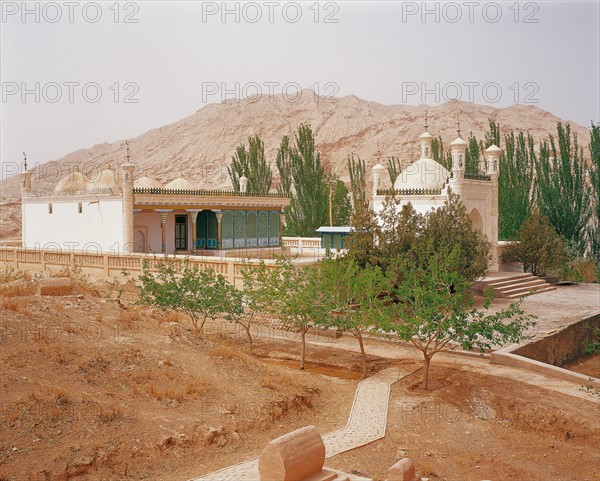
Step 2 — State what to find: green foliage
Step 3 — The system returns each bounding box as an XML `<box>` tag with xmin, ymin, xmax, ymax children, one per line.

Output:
<box><xmin>137</xmin><ymin>260</ymin><xmax>231</xmax><ymax>332</ymax></box>
<box><xmin>385</xmin><ymin>243</ymin><xmax>536</xmax><ymax>389</ymax></box>
<box><xmin>422</xmin><ymin>190</ymin><xmax>490</xmax><ymax>281</ymax></box>
<box><xmin>317</xmin><ymin>257</ymin><xmax>389</xmax><ymax>378</ymax></box>
<box><xmin>228</xmin><ymin>135</ymin><xmax>273</xmax><ymax>195</ymax></box>
<box><xmin>386</xmin><ymin>155</ymin><xmax>402</xmax><ymax>185</ymax></box>
<box><xmin>588</xmin><ymin>122</ymin><xmax>600</xmax><ymax>262</ymax></box>
<box><xmin>344</xmin><ymin>200</ymin><xmax>380</xmax><ymax>269</ymax></box>
<box><xmin>536</xmin><ymin>122</ymin><xmax>590</xmax><ymax>256</ymax></box>
<box><xmin>584</xmin><ymin>326</ymin><xmax>600</xmax><ymax>355</ymax></box>
<box><xmin>432</xmin><ymin>135</ymin><xmax>452</xmax><ymax>170</ymax></box>
<box><xmin>465</xmin><ymin>132</ymin><xmax>480</xmax><ymax>174</ymax></box>
<box><xmin>263</xmin><ymin>259</ymin><xmax>324</xmax><ymax>368</ymax></box>
<box><xmin>331</xmin><ymin>179</ymin><xmax>352</xmax><ymax>226</ymax></box>
<box><xmin>499</xmin><ymin>130</ymin><xmax>537</xmax><ymax>240</ymax></box>
<box><xmin>347</xmin><ymin>154</ymin><xmax>366</xmax><ymax>208</ymax></box>
<box><xmin>502</xmin><ymin>210</ymin><xmax>567</xmax><ymax>277</ymax></box>
<box><xmin>276</xmin><ymin>124</ymin><xmax>329</xmax><ymax>236</ymax></box>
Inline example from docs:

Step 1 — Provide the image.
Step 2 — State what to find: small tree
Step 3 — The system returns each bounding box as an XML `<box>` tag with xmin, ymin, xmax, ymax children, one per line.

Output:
<box><xmin>267</xmin><ymin>260</ymin><xmax>324</xmax><ymax>369</ymax></box>
<box><xmin>502</xmin><ymin>210</ymin><xmax>567</xmax><ymax>277</ymax></box>
<box><xmin>137</xmin><ymin>260</ymin><xmax>230</xmax><ymax>332</ymax></box>
<box><xmin>387</xmin><ymin>244</ymin><xmax>536</xmax><ymax>389</ymax></box>
<box><xmin>318</xmin><ymin>258</ymin><xmax>389</xmax><ymax>378</ymax></box>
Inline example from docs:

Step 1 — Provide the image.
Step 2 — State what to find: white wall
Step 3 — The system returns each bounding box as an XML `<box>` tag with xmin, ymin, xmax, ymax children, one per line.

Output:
<box><xmin>23</xmin><ymin>197</ymin><xmax>124</xmax><ymax>252</ymax></box>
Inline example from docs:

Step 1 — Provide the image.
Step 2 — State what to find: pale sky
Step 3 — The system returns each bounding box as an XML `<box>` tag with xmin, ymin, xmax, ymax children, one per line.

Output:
<box><xmin>1</xmin><ymin>0</ymin><xmax>599</xmax><ymax>180</ymax></box>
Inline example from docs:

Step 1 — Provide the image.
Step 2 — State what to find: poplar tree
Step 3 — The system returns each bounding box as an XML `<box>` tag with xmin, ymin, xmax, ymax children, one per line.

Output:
<box><xmin>228</xmin><ymin>135</ymin><xmax>272</xmax><ymax>195</ymax></box>
<box><xmin>588</xmin><ymin>123</ymin><xmax>600</xmax><ymax>262</ymax></box>
<box><xmin>536</xmin><ymin>122</ymin><xmax>590</xmax><ymax>255</ymax></box>
<box><xmin>276</xmin><ymin>124</ymin><xmax>329</xmax><ymax>236</ymax></box>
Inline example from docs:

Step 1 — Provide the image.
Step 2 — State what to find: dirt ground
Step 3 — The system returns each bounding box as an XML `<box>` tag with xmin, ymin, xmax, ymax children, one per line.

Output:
<box><xmin>1</xmin><ymin>274</ymin><xmax>599</xmax><ymax>481</ymax></box>
<box><xmin>563</xmin><ymin>352</ymin><xmax>600</xmax><ymax>378</ymax></box>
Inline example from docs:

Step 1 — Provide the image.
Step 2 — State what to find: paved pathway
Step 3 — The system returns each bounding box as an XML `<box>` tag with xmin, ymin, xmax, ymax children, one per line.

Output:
<box><xmin>190</xmin><ymin>366</ymin><xmax>417</xmax><ymax>481</ymax></box>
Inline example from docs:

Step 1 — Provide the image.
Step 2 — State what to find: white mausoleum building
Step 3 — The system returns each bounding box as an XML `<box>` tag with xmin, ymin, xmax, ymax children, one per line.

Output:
<box><xmin>371</xmin><ymin>121</ymin><xmax>501</xmax><ymax>271</ymax></box>
<box><xmin>20</xmin><ymin>146</ymin><xmax>290</xmax><ymax>255</ymax></box>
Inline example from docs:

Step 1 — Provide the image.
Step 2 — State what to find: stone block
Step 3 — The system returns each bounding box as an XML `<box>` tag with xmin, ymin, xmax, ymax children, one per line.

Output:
<box><xmin>40</xmin><ymin>278</ymin><xmax>73</xmax><ymax>296</ymax></box>
<box><xmin>388</xmin><ymin>458</ymin><xmax>421</xmax><ymax>481</ymax></box>
<box><xmin>258</xmin><ymin>425</ymin><xmax>326</xmax><ymax>481</ymax></box>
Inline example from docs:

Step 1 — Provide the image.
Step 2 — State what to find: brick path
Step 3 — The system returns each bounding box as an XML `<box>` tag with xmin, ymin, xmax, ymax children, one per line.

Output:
<box><xmin>189</xmin><ymin>366</ymin><xmax>417</xmax><ymax>481</ymax></box>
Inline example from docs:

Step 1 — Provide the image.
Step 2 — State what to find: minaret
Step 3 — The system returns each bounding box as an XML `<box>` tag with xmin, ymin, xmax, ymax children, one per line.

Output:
<box><xmin>239</xmin><ymin>175</ymin><xmax>248</xmax><ymax>194</ymax></box>
<box><xmin>372</xmin><ymin>162</ymin><xmax>386</xmax><ymax>198</ymax></box>
<box><xmin>121</xmin><ymin>141</ymin><xmax>136</xmax><ymax>253</ymax></box>
<box><xmin>21</xmin><ymin>152</ymin><xmax>32</xmax><ymax>248</ymax></box>
<box><xmin>21</xmin><ymin>151</ymin><xmax>32</xmax><ymax>194</ymax></box>
<box><xmin>450</xmin><ymin>114</ymin><xmax>467</xmax><ymax>181</ymax></box>
<box><xmin>486</xmin><ymin>144</ymin><xmax>501</xmax><ymax>272</ymax></box>
<box><xmin>418</xmin><ymin>110</ymin><xmax>433</xmax><ymax>159</ymax></box>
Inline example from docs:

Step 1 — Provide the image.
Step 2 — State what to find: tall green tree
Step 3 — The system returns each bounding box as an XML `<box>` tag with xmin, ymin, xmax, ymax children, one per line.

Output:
<box><xmin>536</xmin><ymin>122</ymin><xmax>591</xmax><ymax>255</ymax></box>
<box><xmin>347</xmin><ymin>154</ymin><xmax>366</xmax><ymax>208</ymax></box>
<box><xmin>588</xmin><ymin>122</ymin><xmax>600</xmax><ymax>262</ymax></box>
<box><xmin>498</xmin><ymin>130</ymin><xmax>537</xmax><ymax>240</ymax></box>
<box><xmin>386</xmin><ymin>155</ymin><xmax>402</xmax><ymax>185</ymax></box>
<box><xmin>276</xmin><ymin>124</ymin><xmax>329</xmax><ymax>236</ymax></box>
<box><xmin>465</xmin><ymin>132</ymin><xmax>480</xmax><ymax>174</ymax></box>
<box><xmin>331</xmin><ymin>179</ymin><xmax>352</xmax><ymax>226</ymax></box>
<box><xmin>228</xmin><ymin>135</ymin><xmax>273</xmax><ymax>195</ymax></box>
<box><xmin>432</xmin><ymin>135</ymin><xmax>452</xmax><ymax>170</ymax></box>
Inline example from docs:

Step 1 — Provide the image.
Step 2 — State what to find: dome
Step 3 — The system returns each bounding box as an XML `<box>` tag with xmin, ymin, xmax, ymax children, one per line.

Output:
<box><xmin>54</xmin><ymin>171</ymin><xmax>88</xmax><ymax>194</ymax></box>
<box><xmin>87</xmin><ymin>168</ymin><xmax>121</xmax><ymax>192</ymax></box>
<box><xmin>393</xmin><ymin>158</ymin><xmax>450</xmax><ymax>191</ymax></box>
<box><xmin>372</xmin><ymin>163</ymin><xmax>386</xmax><ymax>171</ymax></box>
<box><xmin>485</xmin><ymin>144</ymin><xmax>502</xmax><ymax>153</ymax></box>
<box><xmin>419</xmin><ymin>131</ymin><xmax>434</xmax><ymax>140</ymax></box>
<box><xmin>450</xmin><ymin>137</ymin><xmax>468</xmax><ymax>147</ymax></box>
<box><xmin>165</xmin><ymin>177</ymin><xmax>195</xmax><ymax>190</ymax></box>
<box><xmin>134</xmin><ymin>176</ymin><xmax>162</xmax><ymax>189</ymax></box>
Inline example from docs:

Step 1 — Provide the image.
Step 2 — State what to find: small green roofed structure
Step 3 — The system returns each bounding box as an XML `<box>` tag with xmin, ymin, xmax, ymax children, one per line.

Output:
<box><xmin>315</xmin><ymin>226</ymin><xmax>352</xmax><ymax>250</ymax></box>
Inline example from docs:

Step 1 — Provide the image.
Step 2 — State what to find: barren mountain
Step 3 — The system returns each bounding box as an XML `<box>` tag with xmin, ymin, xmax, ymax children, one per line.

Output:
<box><xmin>0</xmin><ymin>91</ymin><xmax>592</xmax><ymax>240</ymax></box>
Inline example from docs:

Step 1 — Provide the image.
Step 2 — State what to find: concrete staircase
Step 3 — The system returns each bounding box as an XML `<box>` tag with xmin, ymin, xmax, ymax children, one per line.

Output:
<box><xmin>475</xmin><ymin>273</ymin><xmax>557</xmax><ymax>299</ymax></box>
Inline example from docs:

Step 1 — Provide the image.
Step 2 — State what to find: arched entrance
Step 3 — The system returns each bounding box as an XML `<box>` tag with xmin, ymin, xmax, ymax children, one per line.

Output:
<box><xmin>196</xmin><ymin>210</ymin><xmax>218</xmax><ymax>249</ymax></box>
<box><xmin>133</xmin><ymin>229</ymin><xmax>146</xmax><ymax>253</ymax></box>
<box><xmin>469</xmin><ymin>208</ymin><xmax>483</xmax><ymax>233</ymax></box>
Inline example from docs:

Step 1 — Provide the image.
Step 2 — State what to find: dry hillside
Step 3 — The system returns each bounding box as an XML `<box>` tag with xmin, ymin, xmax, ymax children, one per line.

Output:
<box><xmin>0</xmin><ymin>92</ymin><xmax>592</xmax><ymax>240</ymax></box>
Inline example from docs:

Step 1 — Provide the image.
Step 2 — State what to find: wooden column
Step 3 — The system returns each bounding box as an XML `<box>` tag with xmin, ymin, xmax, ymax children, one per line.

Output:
<box><xmin>186</xmin><ymin>209</ymin><xmax>202</xmax><ymax>255</ymax></box>
<box><xmin>155</xmin><ymin>209</ymin><xmax>172</xmax><ymax>254</ymax></box>
<box><xmin>215</xmin><ymin>211</ymin><xmax>223</xmax><ymax>251</ymax></box>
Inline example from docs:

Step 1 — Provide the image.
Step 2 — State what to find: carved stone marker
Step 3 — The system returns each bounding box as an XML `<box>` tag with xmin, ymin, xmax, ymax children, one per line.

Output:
<box><xmin>388</xmin><ymin>458</ymin><xmax>421</xmax><ymax>481</ymax></box>
<box><xmin>40</xmin><ymin>278</ymin><xmax>73</xmax><ymax>296</ymax></box>
<box><xmin>258</xmin><ymin>425</ymin><xmax>345</xmax><ymax>481</ymax></box>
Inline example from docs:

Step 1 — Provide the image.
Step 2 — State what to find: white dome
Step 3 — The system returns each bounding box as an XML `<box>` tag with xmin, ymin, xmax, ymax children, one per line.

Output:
<box><xmin>419</xmin><ymin>131</ymin><xmax>434</xmax><ymax>140</ymax></box>
<box><xmin>450</xmin><ymin>137</ymin><xmax>468</xmax><ymax>147</ymax></box>
<box><xmin>393</xmin><ymin>158</ymin><xmax>450</xmax><ymax>191</ymax></box>
<box><xmin>165</xmin><ymin>177</ymin><xmax>195</xmax><ymax>190</ymax></box>
<box><xmin>87</xmin><ymin>168</ymin><xmax>121</xmax><ymax>192</ymax></box>
<box><xmin>134</xmin><ymin>176</ymin><xmax>162</xmax><ymax>189</ymax></box>
<box><xmin>54</xmin><ymin>171</ymin><xmax>88</xmax><ymax>194</ymax></box>
<box><xmin>372</xmin><ymin>163</ymin><xmax>386</xmax><ymax>171</ymax></box>
<box><xmin>485</xmin><ymin>144</ymin><xmax>502</xmax><ymax>153</ymax></box>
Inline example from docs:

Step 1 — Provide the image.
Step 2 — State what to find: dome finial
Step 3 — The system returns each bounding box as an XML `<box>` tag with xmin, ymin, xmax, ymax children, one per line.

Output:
<box><xmin>455</xmin><ymin>112</ymin><xmax>462</xmax><ymax>138</ymax></box>
<box><xmin>23</xmin><ymin>151</ymin><xmax>27</xmax><ymax>171</ymax></box>
<box><xmin>125</xmin><ymin>140</ymin><xmax>130</xmax><ymax>162</ymax></box>
<box><xmin>424</xmin><ymin>110</ymin><xmax>429</xmax><ymax>133</ymax></box>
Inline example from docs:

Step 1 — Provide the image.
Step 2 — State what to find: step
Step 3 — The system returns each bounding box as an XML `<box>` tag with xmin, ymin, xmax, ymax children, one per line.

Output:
<box><xmin>497</xmin><ymin>280</ymin><xmax>549</xmax><ymax>294</ymax></box>
<box><xmin>505</xmin><ymin>286</ymin><xmax>556</xmax><ymax>299</ymax></box>
<box><xmin>486</xmin><ymin>276</ymin><xmax>538</xmax><ymax>289</ymax></box>
<box><xmin>483</xmin><ymin>274</ymin><xmax>534</xmax><ymax>287</ymax></box>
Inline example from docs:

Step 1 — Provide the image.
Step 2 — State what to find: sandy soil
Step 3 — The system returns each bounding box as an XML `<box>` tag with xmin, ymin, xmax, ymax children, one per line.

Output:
<box><xmin>1</xmin><ymin>275</ymin><xmax>598</xmax><ymax>481</ymax></box>
<box><xmin>563</xmin><ymin>352</ymin><xmax>600</xmax><ymax>378</ymax></box>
